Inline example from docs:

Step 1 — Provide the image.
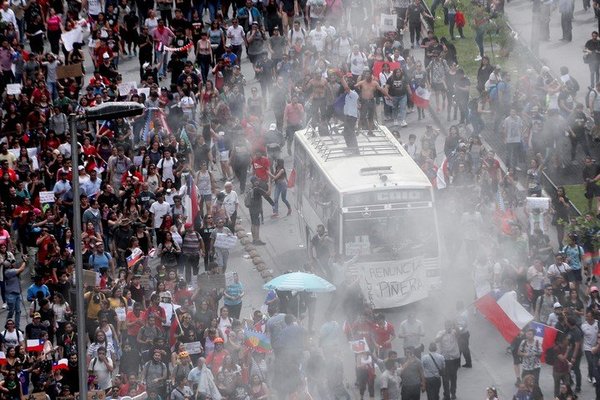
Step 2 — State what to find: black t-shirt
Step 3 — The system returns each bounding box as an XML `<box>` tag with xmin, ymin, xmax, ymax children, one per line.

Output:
<box><xmin>407</xmin><ymin>4</ymin><xmax>422</xmax><ymax>22</ymax></box>
<box><xmin>567</xmin><ymin>325</ymin><xmax>583</xmax><ymax>356</ymax></box>
<box><xmin>586</xmin><ymin>39</ymin><xmax>600</xmax><ymax>62</ymax></box>
<box><xmin>387</xmin><ymin>76</ymin><xmax>408</xmax><ymax>97</ymax></box>
<box><xmin>170</xmin><ymin>17</ymin><xmax>192</xmax><ymax>33</ymax></box>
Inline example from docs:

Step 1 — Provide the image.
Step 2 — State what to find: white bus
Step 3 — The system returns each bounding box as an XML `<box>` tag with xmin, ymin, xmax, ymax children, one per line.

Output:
<box><xmin>293</xmin><ymin>123</ymin><xmax>441</xmax><ymax>309</ymax></box>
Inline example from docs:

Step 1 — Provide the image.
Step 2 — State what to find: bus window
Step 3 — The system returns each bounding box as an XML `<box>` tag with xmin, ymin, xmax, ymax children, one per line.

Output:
<box><xmin>343</xmin><ymin>209</ymin><xmax>438</xmax><ymax>262</ymax></box>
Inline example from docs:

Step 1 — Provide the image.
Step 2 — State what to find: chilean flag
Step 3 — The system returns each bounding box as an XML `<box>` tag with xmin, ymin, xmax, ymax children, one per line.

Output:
<box><xmin>52</xmin><ymin>358</ymin><xmax>69</xmax><ymax>371</ymax></box>
<box><xmin>475</xmin><ymin>291</ymin><xmax>534</xmax><ymax>342</ymax></box>
<box><xmin>411</xmin><ymin>86</ymin><xmax>431</xmax><ymax>109</ymax></box>
<box><xmin>127</xmin><ymin>248</ymin><xmax>144</xmax><ymax>268</ymax></box>
<box><xmin>184</xmin><ymin>174</ymin><xmax>198</xmax><ymax>225</ymax></box>
<box><xmin>529</xmin><ymin>321</ymin><xmax>558</xmax><ymax>362</ymax></box>
<box><xmin>26</xmin><ymin>339</ymin><xmax>44</xmax><ymax>352</ymax></box>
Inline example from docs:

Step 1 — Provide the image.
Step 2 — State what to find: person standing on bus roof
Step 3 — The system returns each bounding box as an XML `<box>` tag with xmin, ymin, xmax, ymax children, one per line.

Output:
<box><xmin>311</xmin><ymin>224</ymin><xmax>335</xmax><ymax>279</ymax></box>
<box><xmin>339</xmin><ymin>74</ymin><xmax>360</xmax><ymax>152</ymax></box>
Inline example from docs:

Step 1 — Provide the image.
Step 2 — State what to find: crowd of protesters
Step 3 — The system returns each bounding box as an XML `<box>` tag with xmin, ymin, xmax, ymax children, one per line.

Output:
<box><xmin>0</xmin><ymin>0</ymin><xmax>599</xmax><ymax>397</ymax></box>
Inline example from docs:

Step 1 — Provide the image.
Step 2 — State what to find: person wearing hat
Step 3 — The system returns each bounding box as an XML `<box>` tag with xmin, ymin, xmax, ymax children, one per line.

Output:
<box><xmin>171</xmin><ymin>351</ymin><xmax>193</xmax><ymax>388</ymax></box>
<box><xmin>546</xmin><ymin>302</ymin><xmax>564</xmax><ymax>327</ymax></box>
<box><xmin>25</xmin><ymin>311</ymin><xmax>48</xmax><ymax>340</ymax></box>
<box><xmin>205</xmin><ymin>336</ymin><xmax>228</xmax><ymax>375</ymax></box>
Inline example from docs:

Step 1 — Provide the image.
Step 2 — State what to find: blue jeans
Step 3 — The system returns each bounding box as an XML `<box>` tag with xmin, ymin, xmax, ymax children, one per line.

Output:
<box><xmin>6</xmin><ymin>292</ymin><xmax>21</xmax><ymax>329</ymax></box>
<box><xmin>475</xmin><ymin>28</ymin><xmax>485</xmax><ymax>57</ymax></box>
<box><xmin>48</xmin><ymin>81</ymin><xmax>58</xmax><ymax>101</ymax></box>
<box><xmin>155</xmin><ymin>50</ymin><xmax>168</xmax><ymax>77</ymax></box>
<box><xmin>392</xmin><ymin>95</ymin><xmax>407</xmax><ymax>122</ymax></box>
<box><xmin>272</xmin><ymin>180</ymin><xmax>290</xmax><ymax>214</ymax></box>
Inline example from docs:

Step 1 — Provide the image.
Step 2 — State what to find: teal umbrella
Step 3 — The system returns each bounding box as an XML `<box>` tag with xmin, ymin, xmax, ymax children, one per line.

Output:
<box><xmin>263</xmin><ymin>272</ymin><xmax>336</xmax><ymax>293</ymax></box>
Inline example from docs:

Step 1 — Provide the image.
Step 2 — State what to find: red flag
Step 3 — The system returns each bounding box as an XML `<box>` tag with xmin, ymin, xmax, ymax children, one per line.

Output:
<box><xmin>371</xmin><ymin>61</ymin><xmax>401</xmax><ymax>79</ymax></box>
<box><xmin>475</xmin><ymin>291</ymin><xmax>534</xmax><ymax>343</ymax></box>
<box><xmin>529</xmin><ymin>322</ymin><xmax>558</xmax><ymax>362</ymax></box>
<box><xmin>0</xmin><ymin>352</ymin><xmax>6</xmax><ymax>366</ymax></box>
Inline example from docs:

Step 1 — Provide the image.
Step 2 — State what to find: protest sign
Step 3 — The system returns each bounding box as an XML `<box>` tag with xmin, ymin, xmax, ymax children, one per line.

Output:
<box><xmin>57</xmin><ymin>63</ymin><xmax>83</xmax><ymax>79</ymax></box>
<box><xmin>182</xmin><ymin>341</ymin><xmax>203</xmax><ymax>354</ymax></box>
<box><xmin>6</xmin><ymin>84</ymin><xmax>21</xmax><ymax>95</ymax></box>
<box><xmin>39</xmin><ymin>191</ymin><xmax>56</xmax><ymax>204</ymax></box>
<box><xmin>526</xmin><ymin>197</ymin><xmax>550</xmax><ymax>210</ymax></box>
<box><xmin>61</xmin><ymin>29</ymin><xmax>83</xmax><ymax>52</ymax></box>
<box><xmin>118</xmin><ymin>81</ymin><xmax>137</xmax><ymax>96</ymax></box>
<box><xmin>137</xmin><ymin>88</ymin><xmax>150</xmax><ymax>97</ymax></box>
<box><xmin>214</xmin><ymin>233</ymin><xmax>237</xmax><ymax>249</ymax></box>
<box><xmin>83</xmin><ymin>270</ymin><xmax>98</xmax><ymax>288</ymax></box>
<box><xmin>380</xmin><ymin>14</ymin><xmax>397</xmax><ymax>32</ymax></box>
<box><xmin>357</xmin><ymin>257</ymin><xmax>427</xmax><ymax>309</ymax></box>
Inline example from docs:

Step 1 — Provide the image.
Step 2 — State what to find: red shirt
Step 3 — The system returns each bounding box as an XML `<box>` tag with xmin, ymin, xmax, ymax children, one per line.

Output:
<box><xmin>31</xmin><ymin>88</ymin><xmax>51</xmax><ymax>104</ymax></box>
<box><xmin>126</xmin><ymin>310</ymin><xmax>144</xmax><ymax>336</ymax></box>
<box><xmin>252</xmin><ymin>156</ymin><xmax>270</xmax><ymax>182</ymax></box>
<box><xmin>371</xmin><ymin>321</ymin><xmax>395</xmax><ymax>349</ymax></box>
<box><xmin>144</xmin><ymin>305</ymin><xmax>166</xmax><ymax>328</ymax></box>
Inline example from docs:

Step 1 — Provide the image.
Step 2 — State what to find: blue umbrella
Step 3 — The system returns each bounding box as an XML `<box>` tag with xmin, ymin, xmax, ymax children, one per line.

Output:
<box><xmin>263</xmin><ymin>272</ymin><xmax>336</xmax><ymax>293</ymax></box>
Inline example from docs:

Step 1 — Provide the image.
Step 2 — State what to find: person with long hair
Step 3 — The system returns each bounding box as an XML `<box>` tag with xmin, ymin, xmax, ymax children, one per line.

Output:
<box><xmin>269</xmin><ymin>159</ymin><xmax>292</xmax><ymax>218</ymax></box>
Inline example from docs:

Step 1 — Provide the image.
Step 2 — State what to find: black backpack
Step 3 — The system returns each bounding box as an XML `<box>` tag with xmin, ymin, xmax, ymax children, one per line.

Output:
<box><xmin>545</xmin><ymin>345</ymin><xmax>557</xmax><ymax>365</ymax></box>
<box><xmin>244</xmin><ymin>188</ymin><xmax>254</xmax><ymax>208</ymax></box>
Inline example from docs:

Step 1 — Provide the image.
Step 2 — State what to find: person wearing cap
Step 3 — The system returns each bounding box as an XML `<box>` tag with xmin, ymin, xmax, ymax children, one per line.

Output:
<box><xmin>547</xmin><ymin>302</ymin><xmax>564</xmax><ymax>327</ymax></box>
<box><xmin>205</xmin><ymin>336</ymin><xmax>228</xmax><ymax>375</ymax></box>
<box><xmin>25</xmin><ymin>311</ymin><xmax>49</xmax><ymax>340</ymax></box>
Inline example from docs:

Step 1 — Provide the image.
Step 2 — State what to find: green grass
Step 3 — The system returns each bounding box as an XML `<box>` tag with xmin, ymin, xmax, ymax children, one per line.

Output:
<box><xmin>565</xmin><ymin>184</ymin><xmax>588</xmax><ymax>214</ymax></box>
<box><xmin>422</xmin><ymin>1</ymin><xmax>515</xmax><ymax>89</ymax></box>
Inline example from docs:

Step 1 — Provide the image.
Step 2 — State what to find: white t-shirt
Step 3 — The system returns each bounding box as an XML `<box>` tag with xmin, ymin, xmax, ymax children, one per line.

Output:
<box><xmin>582</xmin><ymin>320</ymin><xmax>599</xmax><ymax>351</ymax></box>
<box><xmin>149</xmin><ymin>201</ymin><xmax>171</xmax><ymax>228</ymax></box>
<box><xmin>179</xmin><ymin>96</ymin><xmax>195</xmax><ymax>118</ymax></box>
<box><xmin>348</xmin><ymin>52</ymin><xmax>367</xmax><ymax>76</ymax></box>
<box><xmin>344</xmin><ymin>91</ymin><xmax>359</xmax><ymax>118</ymax></box>
<box><xmin>157</xmin><ymin>157</ymin><xmax>177</xmax><ymax>182</ymax></box>
<box><xmin>227</xmin><ymin>25</ymin><xmax>245</xmax><ymax>46</ymax></box>
<box><xmin>222</xmin><ymin>190</ymin><xmax>239</xmax><ymax>215</ymax></box>
<box><xmin>89</xmin><ymin>357</ymin><xmax>113</xmax><ymax>390</ymax></box>
<box><xmin>309</xmin><ymin>28</ymin><xmax>327</xmax><ymax>52</ymax></box>
<box><xmin>2</xmin><ymin>329</ymin><xmax>23</xmax><ymax>348</ymax></box>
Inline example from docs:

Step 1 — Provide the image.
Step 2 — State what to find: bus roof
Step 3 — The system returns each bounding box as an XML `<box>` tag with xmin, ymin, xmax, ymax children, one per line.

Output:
<box><xmin>294</xmin><ymin>124</ymin><xmax>432</xmax><ymax>194</ymax></box>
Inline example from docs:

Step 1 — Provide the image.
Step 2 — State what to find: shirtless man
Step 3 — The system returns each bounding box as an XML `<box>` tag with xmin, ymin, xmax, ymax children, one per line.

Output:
<box><xmin>355</xmin><ymin>74</ymin><xmax>389</xmax><ymax>135</ymax></box>
<box><xmin>305</xmin><ymin>71</ymin><xmax>330</xmax><ymax>133</ymax></box>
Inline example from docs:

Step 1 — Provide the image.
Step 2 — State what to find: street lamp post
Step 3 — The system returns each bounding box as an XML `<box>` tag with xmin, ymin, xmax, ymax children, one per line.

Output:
<box><xmin>69</xmin><ymin>102</ymin><xmax>144</xmax><ymax>400</ymax></box>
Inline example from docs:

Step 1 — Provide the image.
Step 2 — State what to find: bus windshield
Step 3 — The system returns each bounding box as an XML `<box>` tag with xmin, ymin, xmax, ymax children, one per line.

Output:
<box><xmin>343</xmin><ymin>208</ymin><xmax>438</xmax><ymax>262</ymax></box>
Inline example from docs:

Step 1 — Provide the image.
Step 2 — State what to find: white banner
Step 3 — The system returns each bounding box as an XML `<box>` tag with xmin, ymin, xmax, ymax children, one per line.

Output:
<box><xmin>357</xmin><ymin>257</ymin><xmax>428</xmax><ymax>309</ymax></box>
<box><xmin>380</xmin><ymin>14</ymin><xmax>397</xmax><ymax>32</ymax></box>
<box><xmin>214</xmin><ymin>233</ymin><xmax>237</xmax><ymax>249</ymax></box>
<box><xmin>526</xmin><ymin>197</ymin><xmax>550</xmax><ymax>210</ymax></box>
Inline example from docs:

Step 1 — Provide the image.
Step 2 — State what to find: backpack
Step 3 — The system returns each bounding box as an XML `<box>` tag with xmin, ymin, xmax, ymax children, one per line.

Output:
<box><xmin>545</xmin><ymin>345</ymin><xmax>557</xmax><ymax>365</ymax></box>
<box><xmin>244</xmin><ymin>188</ymin><xmax>254</xmax><ymax>208</ymax></box>
<box><xmin>90</xmin><ymin>252</ymin><xmax>111</xmax><ymax>268</ymax></box>
<box><xmin>565</xmin><ymin>77</ymin><xmax>579</xmax><ymax>93</ymax></box>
